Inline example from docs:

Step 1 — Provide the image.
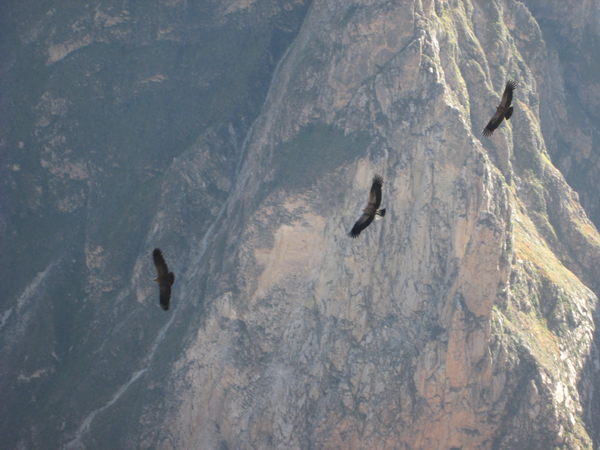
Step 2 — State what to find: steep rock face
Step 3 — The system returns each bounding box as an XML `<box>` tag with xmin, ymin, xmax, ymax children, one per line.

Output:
<box><xmin>133</xmin><ymin>1</ymin><xmax>599</xmax><ymax>449</ymax></box>
<box><xmin>1</xmin><ymin>0</ymin><xmax>600</xmax><ymax>449</ymax></box>
<box><xmin>518</xmin><ymin>0</ymin><xmax>600</xmax><ymax>226</ymax></box>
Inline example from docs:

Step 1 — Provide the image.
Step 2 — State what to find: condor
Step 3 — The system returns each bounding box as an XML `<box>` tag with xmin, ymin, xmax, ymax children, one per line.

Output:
<box><xmin>482</xmin><ymin>80</ymin><xmax>517</xmax><ymax>137</ymax></box>
<box><xmin>152</xmin><ymin>248</ymin><xmax>175</xmax><ymax>311</ymax></box>
<box><xmin>348</xmin><ymin>175</ymin><xmax>386</xmax><ymax>238</ymax></box>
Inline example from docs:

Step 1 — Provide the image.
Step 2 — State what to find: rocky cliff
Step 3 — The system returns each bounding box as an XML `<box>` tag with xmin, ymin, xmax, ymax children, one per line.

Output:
<box><xmin>1</xmin><ymin>0</ymin><xmax>600</xmax><ymax>449</ymax></box>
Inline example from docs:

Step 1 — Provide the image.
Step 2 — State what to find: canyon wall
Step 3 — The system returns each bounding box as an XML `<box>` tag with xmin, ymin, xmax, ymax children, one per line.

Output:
<box><xmin>1</xmin><ymin>0</ymin><xmax>600</xmax><ymax>449</ymax></box>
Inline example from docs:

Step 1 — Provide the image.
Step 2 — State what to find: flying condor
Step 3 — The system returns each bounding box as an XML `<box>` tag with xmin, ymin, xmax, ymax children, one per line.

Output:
<box><xmin>152</xmin><ymin>248</ymin><xmax>175</xmax><ymax>311</ymax></box>
<box><xmin>482</xmin><ymin>80</ymin><xmax>517</xmax><ymax>137</ymax></box>
<box><xmin>348</xmin><ymin>175</ymin><xmax>386</xmax><ymax>238</ymax></box>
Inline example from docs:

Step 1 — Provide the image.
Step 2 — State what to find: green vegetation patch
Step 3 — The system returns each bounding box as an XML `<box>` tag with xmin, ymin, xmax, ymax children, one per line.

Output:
<box><xmin>472</xmin><ymin>0</ymin><xmax>507</xmax><ymax>48</ymax></box>
<box><xmin>513</xmin><ymin>211</ymin><xmax>576</xmax><ymax>287</ymax></box>
<box><xmin>496</xmin><ymin>303</ymin><xmax>559</xmax><ymax>371</ymax></box>
<box><xmin>272</xmin><ymin>123</ymin><xmax>372</xmax><ymax>191</ymax></box>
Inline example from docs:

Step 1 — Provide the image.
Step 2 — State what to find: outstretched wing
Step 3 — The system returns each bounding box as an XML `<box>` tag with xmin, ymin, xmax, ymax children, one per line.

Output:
<box><xmin>482</xmin><ymin>110</ymin><xmax>505</xmax><ymax>137</ymax></box>
<box><xmin>348</xmin><ymin>212</ymin><xmax>375</xmax><ymax>238</ymax></box>
<box><xmin>153</xmin><ymin>248</ymin><xmax>169</xmax><ymax>279</ymax></box>
<box><xmin>159</xmin><ymin>276</ymin><xmax>173</xmax><ymax>311</ymax></box>
<box><xmin>153</xmin><ymin>248</ymin><xmax>174</xmax><ymax>311</ymax></box>
<box><xmin>499</xmin><ymin>80</ymin><xmax>517</xmax><ymax>108</ymax></box>
<box><xmin>368</xmin><ymin>175</ymin><xmax>384</xmax><ymax>209</ymax></box>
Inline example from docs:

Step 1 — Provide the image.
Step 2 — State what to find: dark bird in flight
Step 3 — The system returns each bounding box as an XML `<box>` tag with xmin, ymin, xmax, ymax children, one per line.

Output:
<box><xmin>152</xmin><ymin>248</ymin><xmax>175</xmax><ymax>311</ymax></box>
<box><xmin>482</xmin><ymin>80</ymin><xmax>517</xmax><ymax>137</ymax></box>
<box><xmin>348</xmin><ymin>175</ymin><xmax>386</xmax><ymax>238</ymax></box>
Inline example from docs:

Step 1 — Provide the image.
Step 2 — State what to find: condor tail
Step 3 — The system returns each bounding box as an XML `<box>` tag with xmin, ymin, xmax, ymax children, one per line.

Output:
<box><xmin>377</xmin><ymin>209</ymin><xmax>386</xmax><ymax>217</ymax></box>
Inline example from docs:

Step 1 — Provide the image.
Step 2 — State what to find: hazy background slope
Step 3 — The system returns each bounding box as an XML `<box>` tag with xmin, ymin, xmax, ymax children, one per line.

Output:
<box><xmin>1</xmin><ymin>0</ymin><xmax>600</xmax><ymax>449</ymax></box>
<box><xmin>0</xmin><ymin>1</ymin><xmax>312</xmax><ymax>448</ymax></box>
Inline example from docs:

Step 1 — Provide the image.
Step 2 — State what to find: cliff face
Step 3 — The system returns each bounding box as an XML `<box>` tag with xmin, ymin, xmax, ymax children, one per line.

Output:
<box><xmin>1</xmin><ymin>0</ymin><xmax>600</xmax><ymax>449</ymax></box>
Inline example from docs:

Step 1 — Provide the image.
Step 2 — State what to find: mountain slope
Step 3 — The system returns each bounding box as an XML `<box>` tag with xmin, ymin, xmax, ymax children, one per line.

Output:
<box><xmin>1</xmin><ymin>0</ymin><xmax>600</xmax><ymax>449</ymax></box>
